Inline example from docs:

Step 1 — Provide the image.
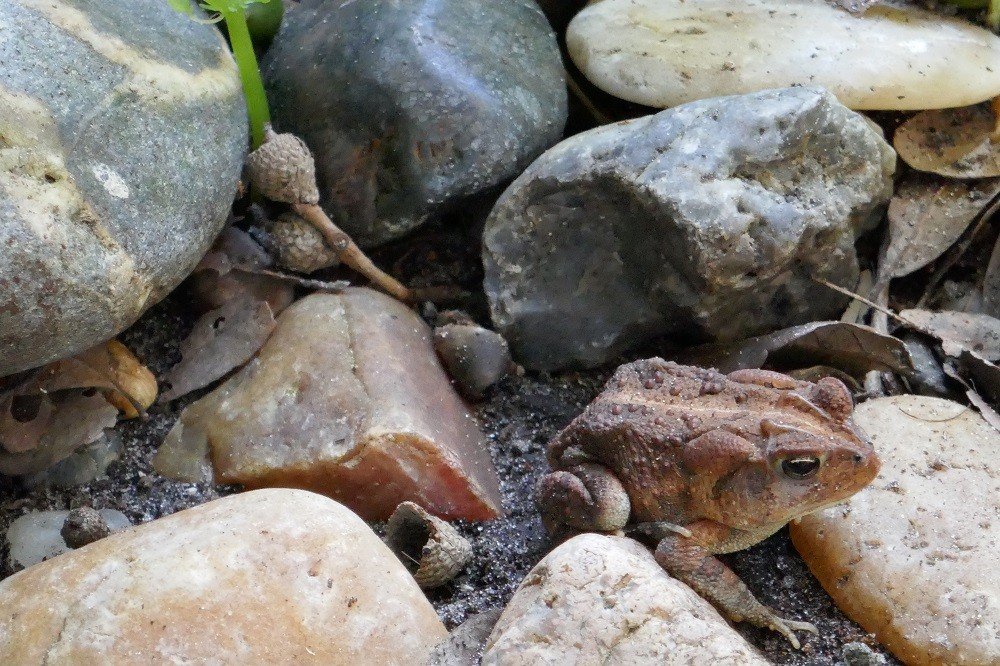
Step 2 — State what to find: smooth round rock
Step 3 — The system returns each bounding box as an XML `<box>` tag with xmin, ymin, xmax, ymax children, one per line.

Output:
<box><xmin>0</xmin><ymin>0</ymin><xmax>247</xmax><ymax>376</ymax></box>
<box><xmin>567</xmin><ymin>0</ymin><xmax>1000</xmax><ymax>110</ymax></box>
<box><xmin>484</xmin><ymin>87</ymin><xmax>895</xmax><ymax>370</ymax></box>
<box><xmin>791</xmin><ymin>396</ymin><xmax>1000</xmax><ymax>666</ymax></box>
<box><xmin>263</xmin><ymin>0</ymin><xmax>567</xmax><ymax>247</ymax></box>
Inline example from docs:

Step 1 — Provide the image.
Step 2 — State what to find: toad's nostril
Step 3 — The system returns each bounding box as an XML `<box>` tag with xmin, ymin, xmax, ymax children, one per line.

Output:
<box><xmin>853</xmin><ymin>453</ymin><xmax>863</xmax><ymax>464</ymax></box>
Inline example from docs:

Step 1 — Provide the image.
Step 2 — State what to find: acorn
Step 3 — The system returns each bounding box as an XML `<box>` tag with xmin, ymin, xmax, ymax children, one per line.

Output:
<box><xmin>245</xmin><ymin>125</ymin><xmax>320</xmax><ymax>205</ymax></box>
<box><xmin>385</xmin><ymin>501</ymin><xmax>473</xmax><ymax>589</ymax></box>
<box><xmin>268</xmin><ymin>212</ymin><xmax>340</xmax><ymax>274</ymax></box>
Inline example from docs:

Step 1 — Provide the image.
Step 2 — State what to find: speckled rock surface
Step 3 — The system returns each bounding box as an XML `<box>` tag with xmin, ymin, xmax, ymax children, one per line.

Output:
<box><xmin>156</xmin><ymin>289</ymin><xmax>503</xmax><ymax>521</ymax></box>
<box><xmin>0</xmin><ymin>0</ymin><xmax>246</xmax><ymax>376</ymax></box>
<box><xmin>0</xmin><ymin>490</ymin><xmax>447</xmax><ymax>663</ymax></box>
<box><xmin>262</xmin><ymin>0</ymin><xmax>567</xmax><ymax>247</ymax></box>
<box><xmin>483</xmin><ymin>534</ymin><xmax>769</xmax><ymax>665</ymax></box>
<box><xmin>484</xmin><ymin>86</ymin><xmax>895</xmax><ymax>370</ymax></box>
<box><xmin>791</xmin><ymin>396</ymin><xmax>1000</xmax><ymax>666</ymax></box>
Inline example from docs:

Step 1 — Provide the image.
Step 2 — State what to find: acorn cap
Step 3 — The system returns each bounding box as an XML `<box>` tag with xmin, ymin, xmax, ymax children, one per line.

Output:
<box><xmin>385</xmin><ymin>501</ymin><xmax>473</xmax><ymax>589</ymax></box>
<box><xmin>268</xmin><ymin>212</ymin><xmax>339</xmax><ymax>274</ymax></box>
<box><xmin>245</xmin><ymin>126</ymin><xmax>320</xmax><ymax>205</ymax></box>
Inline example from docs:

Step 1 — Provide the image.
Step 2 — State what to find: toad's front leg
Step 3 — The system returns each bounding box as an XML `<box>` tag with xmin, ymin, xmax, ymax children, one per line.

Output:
<box><xmin>653</xmin><ymin>520</ymin><xmax>818</xmax><ymax>649</ymax></box>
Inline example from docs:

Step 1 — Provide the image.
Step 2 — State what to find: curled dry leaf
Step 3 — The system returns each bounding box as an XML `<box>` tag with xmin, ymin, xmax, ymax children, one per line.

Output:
<box><xmin>680</xmin><ymin>321</ymin><xmax>913</xmax><ymax>377</ymax></box>
<box><xmin>899</xmin><ymin>309</ymin><xmax>1000</xmax><ymax>361</ymax></box>
<box><xmin>161</xmin><ymin>296</ymin><xmax>278</xmax><ymax>402</ymax></box>
<box><xmin>983</xmin><ymin>234</ymin><xmax>1000</xmax><ymax>318</ymax></box>
<box><xmin>894</xmin><ymin>103</ymin><xmax>1000</xmax><ymax>179</ymax></box>
<box><xmin>960</xmin><ymin>349</ymin><xmax>1000</xmax><ymax>403</ymax></box>
<box><xmin>878</xmin><ymin>176</ymin><xmax>1000</xmax><ymax>285</ymax></box>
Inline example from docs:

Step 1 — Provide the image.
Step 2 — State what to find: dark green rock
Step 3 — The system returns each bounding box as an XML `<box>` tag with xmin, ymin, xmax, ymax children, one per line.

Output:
<box><xmin>263</xmin><ymin>0</ymin><xmax>567</xmax><ymax>247</ymax></box>
<box><xmin>0</xmin><ymin>0</ymin><xmax>246</xmax><ymax>376</ymax></box>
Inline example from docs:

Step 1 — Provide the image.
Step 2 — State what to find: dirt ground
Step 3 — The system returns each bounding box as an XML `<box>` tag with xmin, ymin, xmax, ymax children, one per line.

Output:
<box><xmin>0</xmin><ymin>220</ymin><xmax>898</xmax><ymax>665</ymax></box>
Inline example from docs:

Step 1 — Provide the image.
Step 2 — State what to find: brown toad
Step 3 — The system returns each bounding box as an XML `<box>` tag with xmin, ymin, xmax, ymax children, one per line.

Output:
<box><xmin>538</xmin><ymin>359</ymin><xmax>880</xmax><ymax>648</ymax></box>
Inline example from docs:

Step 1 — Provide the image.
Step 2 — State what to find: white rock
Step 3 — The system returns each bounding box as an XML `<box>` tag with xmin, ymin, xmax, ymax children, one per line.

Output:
<box><xmin>6</xmin><ymin>509</ymin><xmax>130</xmax><ymax>569</ymax></box>
<box><xmin>567</xmin><ymin>0</ymin><xmax>1000</xmax><ymax>110</ymax></box>
<box><xmin>0</xmin><ymin>490</ymin><xmax>447</xmax><ymax>663</ymax></box>
<box><xmin>791</xmin><ymin>396</ymin><xmax>1000</xmax><ymax>666</ymax></box>
<box><xmin>483</xmin><ymin>534</ymin><xmax>768</xmax><ymax>665</ymax></box>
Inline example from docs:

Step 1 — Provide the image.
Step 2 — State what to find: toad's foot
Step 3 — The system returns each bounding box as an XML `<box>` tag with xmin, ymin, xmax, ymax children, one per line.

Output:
<box><xmin>653</xmin><ymin>520</ymin><xmax>819</xmax><ymax>649</ymax></box>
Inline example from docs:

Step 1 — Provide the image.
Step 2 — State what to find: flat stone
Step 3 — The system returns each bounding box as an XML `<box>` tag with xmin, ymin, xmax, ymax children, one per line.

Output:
<box><xmin>0</xmin><ymin>490</ymin><xmax>448</xmax><ymax>662</ymax></box>
<box><xmin>483</xmin><ymin>534</ymin><xmax>768</xmax><ymax>665</ymax></box>
<box><xmin>791</xmin><ymin>396</ymin><xmax>1000</xmax><ymax>666</ymax></box>
<box><xmin>0</xmin><ymin>0</ymin><xmax>247</xmax><ymax>376</ymax></box>
<box><xmin>567</xmin><ymin>0</ymin><xmax>1000</xmax><ymax>110</ymax></box>
<box><xmin>5</xmin><ymin>509</ymin><xmax>130</xmax><ymax>570</ymax></box>
<box><xmin>484</xmin><ymin>87</ymin><xmax>894</xmax><ymax>370</ymax></box>
<box><xmin>155</xmin><ymin>289</ymin><xmax>502</xmax><ymax>521</ymax></box>
<box><xmin>263</xmin><ymin>0</ymin><xmax>566</xmax><ymax>247</ymax></box>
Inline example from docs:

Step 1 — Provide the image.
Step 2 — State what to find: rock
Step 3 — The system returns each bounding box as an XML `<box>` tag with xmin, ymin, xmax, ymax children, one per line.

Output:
<box><xmin>566</xmin><ymin>0</ymin><xmax>1000</xmax><ymax>110</ymax></box>
<box><xmin>0</xmin><ymin>490</ymin><xmax>448</xmax><ymax>662</ymax></box>
<box><xmin>434</xmin><ymin>323</ymin><xmax>513</xmax><ymax>399</ymax></box>
<box><xmin>262</xmin><ymin>0</ymin><xmax>567</xmax><ymax>247</ymax></box>
<box><xmin>60</xmin><ymin>507</ymin><xmax>111</xmax><ymax>548</ymax></box>
<box><xmin>791</xmin><ymin>396</ymin><xmax>1000</xmax><ymax>666</ymax></box>
<box><xmin>483</xmin><ymin>534</ymin><xmax>769</xmax><ymax>665</ymax></box>
<box><xmin>429</xmin><ymin>609</ymin><xmax>503</xmax><ymax>666</ymax></box>
<box><xmin>5</xmin><ymin>508</ymin><xmax>130</xmax><ymax>570</ymax></box>
<box><xmin>842</xmin><ymin>642</ymin><xmax>887</xmax><ymax>666</ymax></box>
<box><xmin>23</xmin><ymin>432</ymin><xmax>121</xmax><ymax>488</ymax></box>
<box><xmin>484</xmin><ymin>87</ymin><xmax>894</xmax><ymax>370</ymax></box>
<box><xmin>0</xmin><ymin>0</ymin><xmax>247</xmax><ymax>376</ymax></box>
<box><xmin>155</xmin><ymin>289</ymin><xmax>502</xmax><ymax>521</ymax></box>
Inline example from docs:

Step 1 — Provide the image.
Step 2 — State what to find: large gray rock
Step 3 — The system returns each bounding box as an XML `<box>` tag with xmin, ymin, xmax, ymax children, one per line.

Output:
<box><xmin>263</xmin><ymin>0</ymin><xmax>567</xmax><ymax>247</ymax></box>
<box><xmin>484</xmin><ymin>87</ymin><xmax>895</xmax><ymax>371</ymax></box>
<box><xmin>0</xmin><ymin>0</ymin><xmax>246</xmax><ymax>376</ymax></box>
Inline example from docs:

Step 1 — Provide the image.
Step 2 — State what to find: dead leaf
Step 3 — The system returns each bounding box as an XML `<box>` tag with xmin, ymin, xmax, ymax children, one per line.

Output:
<box><xmin>161</xmin><ymin>296</ymin><xmax>277</xmax><ymax>401</ymax></box>
<box><xmin>983</xmin><ymin>234</ymin><xmax>1000</xmax><ymax>318</ymax></box>
<box><xmin>878</xmin><ymin>176</ymin><xmax>1000</xmax><ymax>284</ymax></box>
<box><xmin>894</xmin><ymin>103</ymin><xmax>1000</xmax><ymax>179</ymax></box>
<box><xmin>899</xmin><ymin>309</ymin><xmax>1000</xmax><ymax>361</ymax></box>
<box><xmin>42</xmin><ymin>341</ymin><xmax>158</xmax><ymax>418</ymax></box>
<box><xmin>679</xmin><ymin>321</ymin><xmax>913</xmax><ymax>377</ymax></box>
<box><xmin>959</xmin><ymin>350</ymin><xmax>1000</xmax><ymax>403</ymax></box>
<box><xmin>966</xmin><ymin>390</ymin><xmax>1000</xmax><ymax>433</ymax></box>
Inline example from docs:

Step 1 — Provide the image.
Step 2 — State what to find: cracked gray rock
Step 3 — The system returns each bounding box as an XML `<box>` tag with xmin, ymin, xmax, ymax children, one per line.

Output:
<box><xmin>483</xmin><ymin>87</ymin><xmax>895</xmax><ymax>370</ymax></box>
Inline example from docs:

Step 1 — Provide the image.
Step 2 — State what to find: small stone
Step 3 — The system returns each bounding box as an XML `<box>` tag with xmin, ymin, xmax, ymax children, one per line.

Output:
<box><xmin>483</xmin><ymin>534</ymin><xmax>769</xmax><ymax>665</ymax></box>
<box><xmin>267</xmin><ymin>212</ymin><xmax>339</xmax><ymax>274</ymax></box>
<box><xmin>5</xmin><ymin>509</ymin><xmax>130</xmax><ymax>570</ymax></box>
<box><xmin>429</xmin><ymin>609</ymin><xmax>503</xmax><ymax>666</ymax></box>
<box><xmin>60</xmin><ymin>507</ymin><xmax>111</xmax><ymax>549</ymax></box>
<box><xmin>842</xmin><ymin>641</ymin><xmax>887</xmax><ymax>666</ymax></box>
<box><xmin>567</xmin><ymin>0</ymin><xmax>1000</xmax><ymax>110</ymax></box>
<box><xmin>155</xmin><ymin>289</ymin><xmax>502</xmax><ymax>521</ymax></box>
<box><xmin>484</xmin><ymin>87</ymin><xmax>894</xmax><ymax>370</ymax></box>
<box><xmin>0</xmin><ymin>0</ymin><xmax>246</xmax><ymax>375</ymax></box>
<box><xmin>434</xmin><ymin>324</ymin><xmax>513</xmax><ymax>399</ymax></box>
<box><xmin>0</xmin><ymin>490</ymin><xmax>447</xmax><ymax>662</ymax></box>
<box><xmin>791</xmin><ymin>396</ymin><xmax>1000</xmax><ymax>666</ymax></box>
<box><xmin>263</xmin><ymin>0</ymin><xmax>567</xmax><ymax>247</ymax></box>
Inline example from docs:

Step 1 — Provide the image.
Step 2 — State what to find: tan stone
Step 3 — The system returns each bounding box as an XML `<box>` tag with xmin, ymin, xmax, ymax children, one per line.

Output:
<box><xmin>483</xmin><ymin>534</ymin><xmax>768</xmax><ymax>665</ymax></box>
<box><xmin>0</xmin><ymin>489</ymin><xmax>447</xmax><ymax>664</ymax></box>
<box><xmin>791</xmin><ymin>396</ymin><xmax>1000</xmax><ymax>666</ymax></box>
<box><xmin>155</xmin><ymin>289</ymin><xmax>502</xmax><ymax>521</ymax></box>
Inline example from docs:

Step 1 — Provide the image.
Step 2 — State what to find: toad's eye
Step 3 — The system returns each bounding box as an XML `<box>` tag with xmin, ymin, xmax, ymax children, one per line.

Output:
<box><xmin>781</xmin><ymin>456</ymin><xmax>821</xmax><ymax>479</ymax></box>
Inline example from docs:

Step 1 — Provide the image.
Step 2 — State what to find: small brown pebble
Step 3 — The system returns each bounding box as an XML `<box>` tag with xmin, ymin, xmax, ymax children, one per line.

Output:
<box><xmin>61</xmin><ymin>507</ymin><xmax>110</xmax><ymax>549</ymax></box>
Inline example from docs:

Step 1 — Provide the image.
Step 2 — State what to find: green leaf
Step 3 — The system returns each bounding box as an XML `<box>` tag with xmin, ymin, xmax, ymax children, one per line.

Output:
<box><xmin>198</xmin><ymin>0</ymin><xmax>268</xmax><ymax>13</ymax></box>
<box><xmin>168</xmin><ymin>0</ymin><xmax>195</xmax><ymax>13</ymax></box>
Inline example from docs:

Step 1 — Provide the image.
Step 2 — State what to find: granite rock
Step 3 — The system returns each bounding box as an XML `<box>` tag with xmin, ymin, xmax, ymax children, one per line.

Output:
<box><xmin>263</xmin><ymin>0</ymin><xmax>567</xmax><ymax>247</ymax></box>
<box><xmin>483</xmin><ymin>87</ymin><xmax>895</xmax><ymax>370</ymax></box>
<box><xmin>0</xmin><ymin>0</ymin><xmax>247</xmax><ymax>375</ymax></box>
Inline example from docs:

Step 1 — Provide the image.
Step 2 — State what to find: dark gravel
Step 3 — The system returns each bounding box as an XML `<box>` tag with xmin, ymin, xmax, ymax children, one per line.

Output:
<box><xmin>0</xmin><ymin>220</ymin><xmax>898</xmax><ymax>665</ymax></box>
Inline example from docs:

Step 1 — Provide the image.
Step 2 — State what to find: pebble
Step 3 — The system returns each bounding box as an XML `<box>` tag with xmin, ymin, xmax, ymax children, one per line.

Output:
<box><xmin>0</xmin><ymin>490</ymin><xmax>447</xmax><ymax>663</ymax></box>
<box><xmin>433</xmin><ymin>323</ymin><xmax>514</xmax><ymax>400</ymax></box>
<box><xmin>566</xmin><ymin>0</ymin><xmax>1000</xmax><ymax>110</ymax></box>
<box><xmin>60</xmin><ymin>507</ymin><xmax>111</xmax><ymax>549</ymax></box>
<box><xmin>5</xmin><ymin>509</ymin><xmax>130</xmax><ymax>570</ymax></box>
<box><xmin>484</xmin><ymin>87</ymin><xmax>894</xmax><ymax>370</ymax></box>
<box><xmin>483</xmin><ymin>534</ymin><xmax>769</xmax><ymax>665</ymax></box>
<box><xmin>263</xmin><ymin>0</ymin><xmax>567</xmax><ymax>247</ymax></box>
<box><xmin>0</xmin><ymin>0</ymin><xmax>246</xmax><ymax>375</ymax></box>
<box><xmin>155</xmin><ymin>289</ymin><xmax>502</xmax><ymax>521</ymax></box>
<box><xmin>791</xmin><ymin>396</ymin><xmax>1000</xmax><ymax>666</ymax></box>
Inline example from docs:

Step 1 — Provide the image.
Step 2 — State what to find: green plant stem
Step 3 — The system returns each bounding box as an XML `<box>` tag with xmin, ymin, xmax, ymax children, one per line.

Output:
<box><xmin>222</xmin><ymin>8</ymin><xmax>270</xmax><ymax>148</ymax></box>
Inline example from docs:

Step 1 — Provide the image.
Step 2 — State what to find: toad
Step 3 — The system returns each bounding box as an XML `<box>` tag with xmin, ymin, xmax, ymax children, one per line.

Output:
<box><xmin>538</xmin><ymin>359</ymin><xmax>880</xmax><ymax>648</ymax></box>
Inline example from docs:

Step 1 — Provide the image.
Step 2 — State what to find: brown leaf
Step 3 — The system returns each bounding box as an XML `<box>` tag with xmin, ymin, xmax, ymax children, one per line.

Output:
<box><xmin>878</xmin><ymin>176</ymin><xmax>1000</xmax><ymax>284</ymax></box>
<box><xmin>43</xmin><ymin>341</ymin><xmax>158</xmax><ymax>418</ymax></box>
<box><xmin>679</xmin><ymin>321</ymin><xmax>913</xmax><ymax>377</ymax></box>
<box><xmin>161</xmin><ymin>297</ymin><xmax>277</xmax><ymax>401</ymax></box>
<box><xmin>899</xmin><ymin>309</ymin><xmax>1000</xmax><ymax>361</ymax></box>
<box><xmin>894</xmin><ymin>103</ymin><xmax>1000</xmax><ymax>179</ymax></box>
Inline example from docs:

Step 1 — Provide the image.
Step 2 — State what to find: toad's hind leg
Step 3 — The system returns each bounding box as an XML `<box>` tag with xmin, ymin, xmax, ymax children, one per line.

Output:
<box><xmin>654</xmin><ymin>520</ymin><xmax>819</xmax><ymax>649</ymax></box>
<box><xmin>537</xmin><ymin>463</ymin><xmax>630</xmax><ymax>538</ymax></box>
